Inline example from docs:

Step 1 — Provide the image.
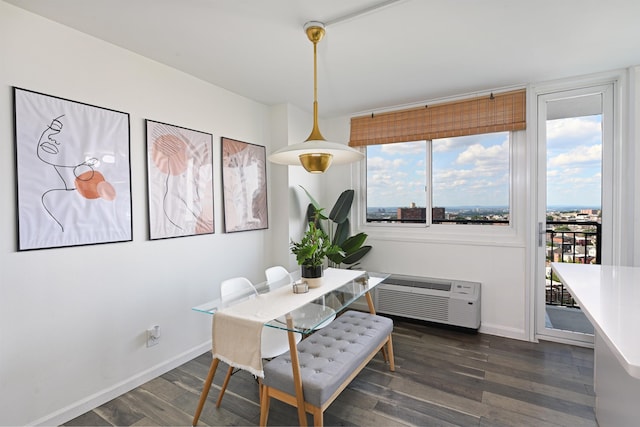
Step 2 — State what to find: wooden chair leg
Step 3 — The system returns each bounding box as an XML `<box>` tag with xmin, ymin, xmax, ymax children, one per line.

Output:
<box><xmin>215</xmin><ymin>365</ymin><xmax>234</xmax><ymax>408</ymax></box>
<box><xmin>193</xmin><ymin>357</ymin><xmax>220</xmax><ymax>426</ymax></box>
<box><xmin>367</xmin><ymin>290</ymin><xmax>391</xmax><ymax>361</ymax></box>
<box><xmin>259</xmin><ymin>386</ymin><xmax>271</xmax><ymax>426</ymax></box>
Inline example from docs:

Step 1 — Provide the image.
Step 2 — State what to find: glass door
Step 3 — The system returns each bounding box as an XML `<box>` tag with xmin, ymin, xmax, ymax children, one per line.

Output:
<box><xmin>535</xmin><ymin>84</ymin><xmax>613</xmax><ymax>344</ymax></box>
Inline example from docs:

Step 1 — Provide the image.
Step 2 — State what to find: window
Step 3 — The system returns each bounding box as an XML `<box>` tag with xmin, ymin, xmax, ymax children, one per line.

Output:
<box><xmin>366</xmin><ymin>131</ymin><xmax>510</xmax><ymax>226</ymax></box>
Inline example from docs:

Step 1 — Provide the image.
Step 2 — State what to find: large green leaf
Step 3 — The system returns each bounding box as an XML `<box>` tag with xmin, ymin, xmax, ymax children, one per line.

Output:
<box><xmin>341</xmin><ymin>246</ymin><xmax>372</xmax><ymax>265</ymax></box>
<box><xmin>326</xmin><ymin>251</ymin><xmax>345</xmax><ymax>264</ymax></box>
<box><xmin>328</xmin><ymin>189</ymin><xmax>354</xmax><ymax>224</ymax></box>
<box><xmin>333</xmin><ymin>218</ymin><xmax>350</xmax><ymax>246</ymax></box>
<box><xmin>341</xmin><ymin>232</ymin><xmax>368</xmax><ymax>254</ymax></box>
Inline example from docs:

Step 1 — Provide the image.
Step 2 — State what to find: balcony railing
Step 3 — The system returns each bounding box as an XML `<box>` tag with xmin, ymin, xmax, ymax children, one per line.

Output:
<box><xmin>546</xmin><ymin>220</ymin><xmax>601</xmax><ymax>308</ymax></box>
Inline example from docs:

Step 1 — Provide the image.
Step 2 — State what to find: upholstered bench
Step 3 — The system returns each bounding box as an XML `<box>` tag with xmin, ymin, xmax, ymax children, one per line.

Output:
<box><xmin>259</xmin><ymin>310</ymin><xmax>395</xmax><ymax>426</ymax></box>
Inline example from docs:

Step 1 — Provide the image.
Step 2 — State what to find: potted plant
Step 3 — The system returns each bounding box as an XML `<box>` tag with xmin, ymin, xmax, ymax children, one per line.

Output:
<box><xmin>290</xmin><ymin>210</ymin><xmax>342</xmax><ymax>286</ymax></box>
<box><xmin>300</xmin><ymin>187</ymin><xmax>372</xmax><ymax>269</ymax></box>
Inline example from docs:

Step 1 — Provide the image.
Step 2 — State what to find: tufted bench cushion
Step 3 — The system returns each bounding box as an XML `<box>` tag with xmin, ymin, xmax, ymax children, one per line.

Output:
<box><xmin>262</xmin><ymin>310</ymin><xmax>393</xmax><ymax>407</ymax></box>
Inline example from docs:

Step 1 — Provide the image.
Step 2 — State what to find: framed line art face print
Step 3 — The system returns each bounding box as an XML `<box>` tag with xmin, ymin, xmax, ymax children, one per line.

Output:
<box><xmin>146</xmin><ymin>120</ymin><xmax>214</xmax><ymax>240</ymax></box>
<box><xmin>221</xmin><ymin>137</ymin><xmax>268</xmax><ymax>233</ymax></box>
<box><xmin>13</xmin><ymin>87</ymin><xmax>132</xmax><ymax>251</ymax></box>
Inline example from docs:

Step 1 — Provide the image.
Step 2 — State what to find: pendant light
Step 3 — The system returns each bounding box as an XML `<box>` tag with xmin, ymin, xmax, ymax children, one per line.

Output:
<box><xmin>268</xmin><ymin>21</ymin><xmax>364</xmax><ymax>173</ymax></box>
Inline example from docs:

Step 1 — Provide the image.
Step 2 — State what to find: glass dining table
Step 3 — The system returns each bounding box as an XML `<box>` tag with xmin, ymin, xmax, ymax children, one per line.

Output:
<box><xmin>191</xmin><ymin>268</ymin><xmax>389</xmax><ymax>426</ymax></box>
<box><xmin>192</xmin><ymin>269</ymin><xmax>388</xmax><ymax>332</ymax></box>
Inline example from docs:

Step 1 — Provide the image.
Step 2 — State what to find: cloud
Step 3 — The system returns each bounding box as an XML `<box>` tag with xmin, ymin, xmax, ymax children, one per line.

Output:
<box><xmin>368</xmin><ymin>134</ymin><xmax>510</xmax><ymax>207</ymax></box>
<box><xmin>426</xmin><ymin>134</ymin><xmax>511</xmax><ymax>206</ymax></box>
<box><xmin>547</xmin><ymin>117</ymin><xmax>601</xmax><ymax>141</ymax></box>
<box><xmin>367</xmin><ymin>154</ymin><xmax>427</xmax><ymax>206</ymax></box>
<box><xmin>549</xmin><ymin>144</ymin><xmax>601</xmax><ymax>167</ymax></box>
<box><xmin>434</xmin><ymin>133</ymin><xmax>509</xmax><ymax>153</ymax></box>
<box><xmin>455</xmin><ymin>140</ymin><xmax>509</xmax><ymax>170</ymax></box>
<box><xmin>367</xmin><ymin>156</ymin><xmax>406</xmax><ymax>172</ymax></box>
<box><xmin>433</xmin><ymin>137</ymin><xmax>470</xmax><ymax>153</ymax></box>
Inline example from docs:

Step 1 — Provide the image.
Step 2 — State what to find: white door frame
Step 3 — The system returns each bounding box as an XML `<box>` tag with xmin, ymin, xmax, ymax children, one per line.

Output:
<box><xmin>526</xmin><ymin>70</ymin><xmax>627</xmax><ymax>344</ymax></box>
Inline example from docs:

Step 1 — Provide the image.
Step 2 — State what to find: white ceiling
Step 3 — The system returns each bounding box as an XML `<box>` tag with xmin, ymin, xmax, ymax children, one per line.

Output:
<box><xmin>6</xmin><ymin>0</ymin><xmax>640</xmax><ymax>118</ymax></box>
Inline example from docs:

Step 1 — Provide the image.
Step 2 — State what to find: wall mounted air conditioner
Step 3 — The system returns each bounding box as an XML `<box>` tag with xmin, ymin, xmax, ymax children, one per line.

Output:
<box><xmin>375</xmin><ymin>274</ymin><xmax>481</xmax><ymax>330</ymax></box>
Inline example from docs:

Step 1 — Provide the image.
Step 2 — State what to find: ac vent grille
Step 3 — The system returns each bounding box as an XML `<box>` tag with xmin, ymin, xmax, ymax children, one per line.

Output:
<box><xmin>384</xmin><ymin>278</ymin><xmax>452</xmax><ymax>291</ymax></box>
<box><xmin>374</xmin><ymin>275</ymin><xmax>481</xmax><ymax>329</ymax></box>
<box><xmin>377</xmin><ymin>288</ymin><xmax>449</xmax><ymax>322</ymax></box>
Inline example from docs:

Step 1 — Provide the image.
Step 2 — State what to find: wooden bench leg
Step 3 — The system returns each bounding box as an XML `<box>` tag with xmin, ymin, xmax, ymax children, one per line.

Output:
<box><xmin>216</xmin><ymin>365</ymin><xmax>234</xmax><ymax>408</ymax></box>
<box><xmin>380</xmin><ymin>346</ymin><xmax>389</xmax><ymax>363</ymax></box>
<box><xmin>386</xmin><ymin>334</ymin><xmax>395</xmax><ymax>371</ymax></box>
<box><xmin>193</xmin><ymin>357</ymin><xmax>220</xmax><ymax>426</ymax></box>
<box><xmin>312</xmin><ymin>406</ymin><xmax>323</xmax><ymax>427</ymax></box>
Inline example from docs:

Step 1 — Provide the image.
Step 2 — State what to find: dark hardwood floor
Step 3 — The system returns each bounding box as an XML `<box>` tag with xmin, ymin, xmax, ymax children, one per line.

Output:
<box><xmin>64</xmin><ymin>318</ymin><xmax>597</xmax><ymax>426</ymax></box>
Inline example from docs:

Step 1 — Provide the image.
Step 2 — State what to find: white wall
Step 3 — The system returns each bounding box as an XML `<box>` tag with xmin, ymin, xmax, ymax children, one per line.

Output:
<box><xmin>0</xmin><ymin>3</ymin><xmax>274</xmax><ymax>425</ymax></box>
<box><xmin>266</xmin><ymin>104</ymin><xmax>293</xmax><ymax>268</ymax></box>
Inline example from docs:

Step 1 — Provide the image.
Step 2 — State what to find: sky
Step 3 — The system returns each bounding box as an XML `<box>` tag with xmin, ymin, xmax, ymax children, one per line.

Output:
<box><xmin>546</xmin><ymin>115</ymin><xmax>602</xmax><ymax>207</ymax></box>
<box><xmin>366</xmin><ymin>115</ymin><xmax>602</xmax><ymax>209</ymax></box>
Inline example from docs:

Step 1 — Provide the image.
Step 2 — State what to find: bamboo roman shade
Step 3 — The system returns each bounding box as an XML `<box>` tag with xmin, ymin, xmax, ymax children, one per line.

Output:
<box><xmin>349</xmin><ymin>89</ymin><xmax>526</xmax><ymax>147</ymax></box>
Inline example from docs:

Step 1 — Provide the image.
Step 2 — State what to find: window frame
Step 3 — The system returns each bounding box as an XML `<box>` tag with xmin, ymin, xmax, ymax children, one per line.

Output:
<box><xmin>354</xmin><ymin>129</ymin><xmax>526</xmax><ymax>246</ymax></box>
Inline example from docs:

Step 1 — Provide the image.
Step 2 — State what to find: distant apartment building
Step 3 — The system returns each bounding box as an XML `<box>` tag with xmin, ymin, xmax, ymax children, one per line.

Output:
<box><xmin>397</xmin><ymin>202</ymin><xmax>425</xmax><ymax>221</ymax></box>
<box><xmin>432</xmin><ymin>207</ymin><xmax>445</xmax><ymax>220</ymax></box>
<box><xmin>396</xmin><ymin>203</ymin><xmax>446</xmax><ymax>222</ymax></box>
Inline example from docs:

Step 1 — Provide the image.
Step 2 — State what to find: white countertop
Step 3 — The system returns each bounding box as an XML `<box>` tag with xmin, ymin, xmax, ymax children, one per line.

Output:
<box><xmin>551</xmin><ymin>263</ymin><xmax>640</xmax><ymax>378</ymax></box>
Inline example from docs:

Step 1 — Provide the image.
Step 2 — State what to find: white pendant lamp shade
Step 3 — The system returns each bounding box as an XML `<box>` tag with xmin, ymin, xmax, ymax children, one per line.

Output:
<box><xmin>267</xmin><ymin>21</ymin><xmax>364</xmax><ymax>173</ymax></box>
<box><xmin>268</xmin><ymin>139</ymin><xmax>363</xmax><ymax>171</ymax></box>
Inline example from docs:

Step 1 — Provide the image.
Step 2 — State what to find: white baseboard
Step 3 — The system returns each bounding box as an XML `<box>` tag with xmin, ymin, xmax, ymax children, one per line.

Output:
<box><xmin>479</xmin><ymin>323</ymin><xmax>528</xmax><ymax>341</ymax></box>
<box><xmin>31</xmin><ymin>341</ymin><xmax>212</xmax><ymax>426</ymax></box>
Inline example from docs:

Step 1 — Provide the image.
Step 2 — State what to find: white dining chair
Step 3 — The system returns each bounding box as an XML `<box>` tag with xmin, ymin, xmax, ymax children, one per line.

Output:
<box><xmin>265</xmin><ymin>265</ymin><xmax>292</xmax><ymax>287</ymax></box>
<box><xmin>215</xmin><ymin>276</ymin><xmax>301</xmax><ymax>407</ymax></box>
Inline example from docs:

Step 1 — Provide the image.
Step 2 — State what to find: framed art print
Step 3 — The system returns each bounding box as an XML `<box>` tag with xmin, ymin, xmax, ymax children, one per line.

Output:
<box><xmin>221</xmin><ymin>137</ymin><xmax>268</xmax><ymax>232</ymax></box>
<box><xmin>146</xmin><ymin>120</ymin><xmax>214</xmax><ymax>239</ymax></box>
<box><xmin>14</xmin><ymin>87</ymin><xmax>132</xmax><ymax>251</ymax></box>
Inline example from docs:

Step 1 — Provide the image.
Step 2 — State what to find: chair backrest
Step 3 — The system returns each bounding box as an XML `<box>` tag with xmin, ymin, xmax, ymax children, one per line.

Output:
<box><xmin>220</xmin><ymin>277</ymin><xmax>258</xmax><ymax>305</ymax></box>
<box><xmin>265</xmin><ymin>266</ymin><xmax>293</xmax><ymax>290</ymax></box>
